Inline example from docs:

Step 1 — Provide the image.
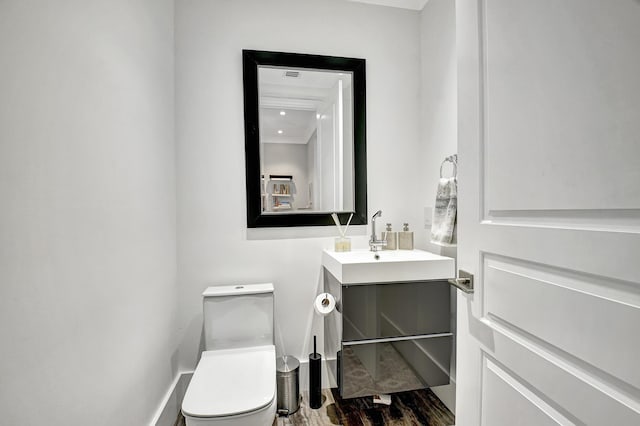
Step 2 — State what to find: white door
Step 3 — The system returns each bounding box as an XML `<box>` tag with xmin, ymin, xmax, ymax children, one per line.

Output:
<box><xmin>316</xmin><ymin>80</ymin><xmax>344</xmax><ymax>211</ymax></box>
<box><xmin>455</xmin><ymin>1</ymin><xmax>640</xmax><ymax>425</ymax></box>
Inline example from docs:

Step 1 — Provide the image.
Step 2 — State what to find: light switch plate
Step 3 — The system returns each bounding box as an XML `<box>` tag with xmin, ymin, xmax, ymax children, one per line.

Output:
<box><xmin>424</xmin><ymin>206</ymin><xmax>433</xmax><ymax>228</ymax></box>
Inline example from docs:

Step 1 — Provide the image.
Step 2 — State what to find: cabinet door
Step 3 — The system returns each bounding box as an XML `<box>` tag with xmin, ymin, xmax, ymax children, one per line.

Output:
<box><xmin>340</xmin><ymin>336</ymin><xmax>452</xmax><ymax>399</ymax></box>
<box><xmin>342</xmin><ymin>281</ymin><xmax>450</xmax><ymax>341</ymax></box>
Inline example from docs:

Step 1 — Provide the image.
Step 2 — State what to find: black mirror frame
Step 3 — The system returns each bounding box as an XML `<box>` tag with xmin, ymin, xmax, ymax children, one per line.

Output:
<box><xmin>243</xmin><ymin>49</ymin><xmax>367</xmax><ymax>228</ymax></box>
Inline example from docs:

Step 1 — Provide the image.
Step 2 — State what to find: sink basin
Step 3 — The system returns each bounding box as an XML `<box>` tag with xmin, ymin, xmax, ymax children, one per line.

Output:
<box><xmin>322</xmin><ymin>249</ymin><xmax>455</xmax><ymax>284</ymax></box>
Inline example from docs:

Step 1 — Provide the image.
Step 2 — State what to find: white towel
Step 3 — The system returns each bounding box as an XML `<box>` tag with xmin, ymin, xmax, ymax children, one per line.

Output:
<box><xmin>430</xmin><ymin>177</ymin><xmax>457</xmax><ymax>245</ymax></box>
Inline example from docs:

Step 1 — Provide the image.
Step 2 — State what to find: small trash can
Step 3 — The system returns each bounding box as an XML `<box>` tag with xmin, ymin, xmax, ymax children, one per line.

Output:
<box><xmin>276</xmin><ymin>355</ymin><xmax>300</xmax><ymax>415</ymax></box>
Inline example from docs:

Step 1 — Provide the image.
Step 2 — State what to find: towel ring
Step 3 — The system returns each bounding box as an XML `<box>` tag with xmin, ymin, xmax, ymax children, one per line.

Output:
<box><xmin>440</xmin><ymin>154</ymin><xmax>458</xmax><ymax>178</ymax></box>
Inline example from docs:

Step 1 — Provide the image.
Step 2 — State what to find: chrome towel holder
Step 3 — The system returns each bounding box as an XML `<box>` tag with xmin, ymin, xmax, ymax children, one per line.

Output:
<box><xmin>440</xmin><ymin>154</ymin><xmax>458</xmax><ymax>178</ymax></box>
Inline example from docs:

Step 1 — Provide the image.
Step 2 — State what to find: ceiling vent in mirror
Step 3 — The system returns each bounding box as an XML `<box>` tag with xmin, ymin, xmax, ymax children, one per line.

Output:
<box><xmin>283</xmin><ymin>70</ymin><xmax>300</xmax><ymax>78</ymax></box>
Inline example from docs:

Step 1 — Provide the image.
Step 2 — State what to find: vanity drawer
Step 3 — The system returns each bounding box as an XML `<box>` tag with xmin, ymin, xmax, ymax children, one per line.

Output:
<box><xmin>341</xmin><ymin>280</ymin><xmax>450</xmax><ymax>341</ymax></box>
<box><xmin>339</xmin><ymin>334</ymin><xmax>452</xmax><ymax>399</ymax></box>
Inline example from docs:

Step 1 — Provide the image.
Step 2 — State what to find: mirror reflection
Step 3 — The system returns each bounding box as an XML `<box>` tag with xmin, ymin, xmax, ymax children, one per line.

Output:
<box><xmin>259</xmin><ymin>66</ymin><xmax>354</xmax><ymax>214</ymax></box>
<box><xmin>243</xmin><ymin>50</ymin><xmax>366</xmax><ymax>228</ymax></box>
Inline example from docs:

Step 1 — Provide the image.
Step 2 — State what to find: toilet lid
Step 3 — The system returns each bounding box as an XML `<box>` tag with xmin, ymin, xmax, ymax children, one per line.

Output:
<box><xmin>182</xmin><ymin>345</ymin><xmax>276</xmax><ymax>418</ymax></box>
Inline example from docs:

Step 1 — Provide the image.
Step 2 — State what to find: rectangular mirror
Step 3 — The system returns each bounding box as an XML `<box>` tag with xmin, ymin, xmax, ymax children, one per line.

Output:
<box><xmin>243</xmin><ymin>50</ymin><xmax>367</xmax><ymax>228</ymax></box>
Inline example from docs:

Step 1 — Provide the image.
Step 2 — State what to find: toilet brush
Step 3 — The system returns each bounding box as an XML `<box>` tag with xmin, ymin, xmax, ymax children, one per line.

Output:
<box><xmin>309</xmin><ymin>335</ymin><xmax>322</xmax><ymax>409</ymax></box>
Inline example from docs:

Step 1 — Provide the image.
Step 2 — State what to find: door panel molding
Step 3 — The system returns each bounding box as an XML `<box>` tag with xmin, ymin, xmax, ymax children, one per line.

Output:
<box><xmin>481</xmin><ymin>253</ymin><xmax>640</xmax><ymax>383</ymax></box>
<box><xmin>477</xmin><ymin>323</ymin><xmax>640</xmax><ymax>424</ymax></box>
<box><xmin>485</xmin><ymin>209</ymin><xmax>640</xmax><ymax>233</ymax></box>
<box><xmin>478</xmin><ymin>0</ymin><xmax>640</xmax><ymax>220</ymax></box>
<box><xmin>477</xmin><ymin>227</ymin><xmax>640</xmax><ymax>284</ymax></box>
<box><xmin>481</xmin><ymin>355</ymin><xmax>576</xmax><ymax>426</ymax></box>
<box><xmin>473</xmin><ymin>254</ymin><xmax>640</xmax><ymax>414</ymax></box>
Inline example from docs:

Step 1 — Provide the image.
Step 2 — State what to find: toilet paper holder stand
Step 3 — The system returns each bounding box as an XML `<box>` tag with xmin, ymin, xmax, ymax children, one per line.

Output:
<box><xmin>317</xmin><ymin>293</ymin><xmax>341</xmax><ymax>313</ymax></box>
<box><xmin>321</xmin><ymin>293</ymin><xmax>330</xmax><ymax>307</ymax></box>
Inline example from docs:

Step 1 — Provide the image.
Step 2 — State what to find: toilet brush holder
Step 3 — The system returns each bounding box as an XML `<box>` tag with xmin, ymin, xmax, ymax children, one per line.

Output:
<box><xmin>309</xmin><ymin>336</ymin><xmax>322</xmax><ymax>409</ymax></box>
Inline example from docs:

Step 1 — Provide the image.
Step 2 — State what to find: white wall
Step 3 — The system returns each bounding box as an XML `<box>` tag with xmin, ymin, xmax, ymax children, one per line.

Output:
<box><xmin>0</xmin><ymin>0</ymin><xmax>459</xmax><ymax>422</ymax></box>
<box><xmin>419</xmin><ymin>0</ymin><xmax>458</xmax><ymax>412</ymax></box>
<box><xmin>263</xmin><ymin>143</ymin><xmax>309</xmax><ymax>209</ymax></box>
<box><xmin>0</xmin><ymin>1</ymin><xmax>177</xmax><ymax>425</ymax></box>
<box><xmin>175</xmin><ymin>0</ymin><xmax>424</xmax><ymax>372</ymax></box>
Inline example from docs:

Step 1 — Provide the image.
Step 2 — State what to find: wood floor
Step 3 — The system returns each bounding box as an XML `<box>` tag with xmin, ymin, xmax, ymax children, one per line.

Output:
<box><xmin>176</xmin><ymin>388</ymin><xmax>454</xmax><ymax>425</ymax></box>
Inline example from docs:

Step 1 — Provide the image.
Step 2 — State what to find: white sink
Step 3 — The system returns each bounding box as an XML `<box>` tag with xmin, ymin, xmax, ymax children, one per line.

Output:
<box><xmin>322</xmin><ymin>249</ymin><xmax>455</xmax><ymax>284</ymax></box>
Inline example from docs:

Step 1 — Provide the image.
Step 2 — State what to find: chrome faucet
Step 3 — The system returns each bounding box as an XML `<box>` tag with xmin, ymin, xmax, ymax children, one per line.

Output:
<box><xmin>369</xmin><ymin>210</ymin><xmax>387</xmax><ymax>252</ymax></box>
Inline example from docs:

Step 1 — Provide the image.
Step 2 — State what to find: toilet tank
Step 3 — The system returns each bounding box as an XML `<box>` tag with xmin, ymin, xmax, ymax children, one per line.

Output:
<box><xmin>202</xmin><ymin>283</ymin><xmax>274</xmax><ymax>351</ymax></box>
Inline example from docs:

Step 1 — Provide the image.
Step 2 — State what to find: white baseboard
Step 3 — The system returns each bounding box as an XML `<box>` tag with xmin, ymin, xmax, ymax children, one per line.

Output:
<box><xmin>150</xmin><ymin>371</ymin><xmax>193</xmax><ymax>426</ymax></box>
<box><xmin>149</xmin><ymin>359</ymin><xmax>450</xmax><ymax>424</ymax></box>
<box><xmin>149</xmin><ymin>358</ymin><xmax>334</xmax><ymax>426</ymax></box>
<box><xmin>298</xmin><ymin>358</ymin><xmax>335</xmax><ymax>392</ymax></box>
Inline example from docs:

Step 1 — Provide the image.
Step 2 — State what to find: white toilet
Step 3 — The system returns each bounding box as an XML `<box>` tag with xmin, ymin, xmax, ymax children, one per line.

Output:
<box><xmin>181</xmin><ymin>283</ymin><xmax>276</xmax><ymax>426</ymax></box>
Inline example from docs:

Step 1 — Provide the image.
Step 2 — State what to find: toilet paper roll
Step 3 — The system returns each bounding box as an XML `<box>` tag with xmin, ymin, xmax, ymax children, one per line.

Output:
<box><xmin>313</xmin><ymin>293</ymin><xmax>336</xmax><ymax>316</ymax></box>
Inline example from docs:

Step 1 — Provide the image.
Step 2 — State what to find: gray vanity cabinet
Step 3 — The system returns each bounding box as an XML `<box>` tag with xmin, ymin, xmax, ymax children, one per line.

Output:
<box><xmin>324</xmin><ymin>270</ymin><xmax>453</xmax><ymax>399</ymax></box>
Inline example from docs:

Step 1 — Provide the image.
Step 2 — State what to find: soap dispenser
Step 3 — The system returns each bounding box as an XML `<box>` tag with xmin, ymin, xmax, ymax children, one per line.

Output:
<box><xmin>398</xmin><ymin>223</ymin><xmax>414</xmax><ymax>250</ymax></box>
<box><xmin>382</xmin><ymin>223</ymin><xmax>397</xmax><ymax>250</ymax></box>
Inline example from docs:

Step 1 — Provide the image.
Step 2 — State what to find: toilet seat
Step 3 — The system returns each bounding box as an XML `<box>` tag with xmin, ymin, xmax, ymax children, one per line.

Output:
<box><xmin>182</xmin><ymin>345</ymin><xmax>276</xmax><ymax>419</ymax></box>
